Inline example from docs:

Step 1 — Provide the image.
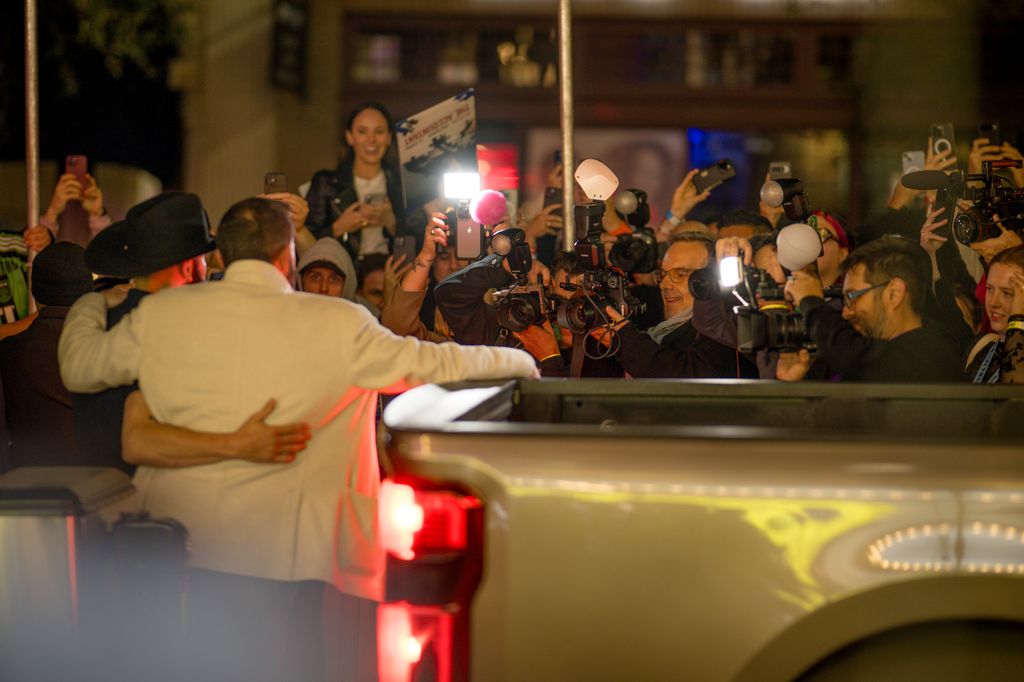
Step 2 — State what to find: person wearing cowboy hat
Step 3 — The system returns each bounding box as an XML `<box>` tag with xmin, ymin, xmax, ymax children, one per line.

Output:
<box><xmin>70</xmin><ymin>191</ymin><xmax>216</xmax><ymax>471</ymax></box>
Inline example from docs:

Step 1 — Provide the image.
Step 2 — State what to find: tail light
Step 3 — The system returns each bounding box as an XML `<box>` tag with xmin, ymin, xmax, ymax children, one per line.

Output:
<box><xmin>378</xmin><ymin>479</ymin><xmax>484</xmax><ymax>682</ymax></box>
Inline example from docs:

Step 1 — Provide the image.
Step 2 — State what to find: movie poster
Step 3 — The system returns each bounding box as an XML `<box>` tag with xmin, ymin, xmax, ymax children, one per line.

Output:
<box><xmin>395</xmin><ymin>89</ymin><xmax>478</xmax><ymax>208</ymax></box>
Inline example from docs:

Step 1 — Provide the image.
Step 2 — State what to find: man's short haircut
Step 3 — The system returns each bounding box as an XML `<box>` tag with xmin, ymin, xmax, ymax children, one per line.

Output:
<box><xmin>668</xmin><ymin>231</ymin><xmax>715</xmax><ymax>261</ymax></box>
<box><xmin>551</xmin><ymin>250</ymin><xmax>584</xmax><ymax>278</ymax></box>
<box><xmin>216</xmin><ymin>198</ymin><xmax>293</xmax><ymax>266</ymax></box>
<box><xmin>989</xmin><ymin>244</ymin><xmax>1024</xmax><ymax>273</ymax></box>
<box><xmin>843</xmin><ymin>235</ymin><xmax>930</xmax><ymax>316</ymax></box>
<box><xmin>749</xmin><ymin>232</ymin><xmax>777</xmax><ymax>254</ymax></box>
<box><xmin>716</xmin><ymin>209</ymin><xmax>773</xmax><ymax>236</ymax></box>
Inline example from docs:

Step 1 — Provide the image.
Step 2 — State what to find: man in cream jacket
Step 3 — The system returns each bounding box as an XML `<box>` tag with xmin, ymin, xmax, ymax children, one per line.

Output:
<box><xmin>59</xmin><ymin>197</ymin><xmax>536</xmax><ymax>678</ymax></box>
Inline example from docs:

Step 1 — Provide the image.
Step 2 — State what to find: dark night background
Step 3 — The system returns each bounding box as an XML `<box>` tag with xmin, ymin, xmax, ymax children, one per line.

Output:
<box><xmin>0</xmin><ymin>1</ymin><xmax>184</xmax><ymax>188</ymax></box>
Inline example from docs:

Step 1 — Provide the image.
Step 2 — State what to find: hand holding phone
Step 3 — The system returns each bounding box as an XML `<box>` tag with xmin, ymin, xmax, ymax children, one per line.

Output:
<box><xmin>930</xmin><ymin>123</ymin><xmax>956</xmax><ymax>157</ymax></box>
<box><xmin>264</xmin><ymin>172</ymin><xmax>287</xmax><ymax>194</ymax></box>
<box><xmin>978</xmin><ymin>121</ymin><xmax>1001</xmax><ymax>148</ymax></box>
<box><xmin>692</xmin><ymin>159</ymin><xmax>736</xmax><ymax>194</ymax></box>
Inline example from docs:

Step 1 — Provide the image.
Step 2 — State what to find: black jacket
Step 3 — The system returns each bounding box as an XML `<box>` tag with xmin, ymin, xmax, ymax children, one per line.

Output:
<box><xmin>305</xmin><ymin>157</ymin><xmax>411</xmax><ymax>259</ymax></box>
<box><xmin>614</xmin><ymin>319</ymin><xmax>757</xmax><ymax>379</ymax></box>
<box><xmin>435</xmin><ymin>255</ymin><xmax>513</xmax><ymax>347</ymax></box>
<box><xmin>799</xmin><ymin>296</ymin><xmax>965</xmax><ymax>382</ymax></box>
<box><xmin>0</xmin><ymin>307</ymin><xmax>81</xmax><ymax>469</ymax></box>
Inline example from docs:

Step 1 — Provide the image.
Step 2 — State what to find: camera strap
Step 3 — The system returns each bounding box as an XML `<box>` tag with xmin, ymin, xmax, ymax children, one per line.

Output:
<box><xmin>973</xmin><ymin>341</ymin><xmax>1000</xmax><ymax>384</ymax></box>
<box><xmin>570</xmin><ymin>332</ymin><xmax>586</xmax><ymax>378</ymax></box>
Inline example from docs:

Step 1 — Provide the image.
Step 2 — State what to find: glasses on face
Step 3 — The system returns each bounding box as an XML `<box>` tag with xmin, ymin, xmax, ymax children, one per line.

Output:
<box><xmin>654</xmin><ymin>267</ymin><xmax>696</xmax><ymax>285</ymax></box>
<box><xmin>843</xmin><ymin>280</ymin><xmax>891</xmax><ymax>308</ymax></box>
<box><xmin>816</xmin><ymin>226</ymin><xmax>837</xmax><ymax>245</ymax></box>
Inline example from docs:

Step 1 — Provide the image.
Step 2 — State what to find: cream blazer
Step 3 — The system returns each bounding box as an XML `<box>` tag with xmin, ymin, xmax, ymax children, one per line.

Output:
<box><xmin>59</xmin><ymin>260</ymin><xmax>535</xmax><ymax>601</ymax></box>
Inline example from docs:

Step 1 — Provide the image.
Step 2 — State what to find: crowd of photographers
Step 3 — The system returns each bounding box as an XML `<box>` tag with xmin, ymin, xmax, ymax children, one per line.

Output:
<box><xmin>2</xmin><ymin>103</ymin><xmax>1024</xmax><ymax>677</ymax></box>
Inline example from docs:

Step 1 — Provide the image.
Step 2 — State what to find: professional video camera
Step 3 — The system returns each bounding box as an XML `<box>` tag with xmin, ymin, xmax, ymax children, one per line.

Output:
<box><xmin>902</xmin><ymin>160</ymin><xmax>1024</xmax><ymax>245</ymax></box>
<box><xmin>491</xmin><ymin>227</ymin><xmax>563</xmax><ymax>333</ymax></box>
<box><xmin>608</xmin><ymin>189</ymin><xmax>659</xmax><ymax>274</ymax></box>
<box><xmin>553</xmin><ymin>159</ymin><xmax>646</xmax><ymax>334</ymax></box>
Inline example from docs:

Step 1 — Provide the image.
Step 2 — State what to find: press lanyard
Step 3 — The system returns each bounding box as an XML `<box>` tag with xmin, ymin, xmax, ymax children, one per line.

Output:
<box><xmin>973</xmin><ymin>341</ymin><xmax>1001</xmax><ymax>384</ymax></box>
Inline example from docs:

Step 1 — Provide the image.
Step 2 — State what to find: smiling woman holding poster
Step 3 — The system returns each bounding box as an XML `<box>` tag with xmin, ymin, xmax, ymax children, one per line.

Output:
<box><xmin>305</xmin><ymin>101</ymin><xmax>408</xmax><ymax>260</ymax></box>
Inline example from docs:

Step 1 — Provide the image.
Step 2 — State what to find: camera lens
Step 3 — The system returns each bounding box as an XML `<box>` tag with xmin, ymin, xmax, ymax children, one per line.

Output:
<box><xmin>765</xmin><ymin>310</ymin><xmax>809</xmax><ymax>352</ymax></box>
<box><xmin>497</xmin><ymin>296</ymin><xmax>540</xmax><ymax>333</ymax></box>
<box><xmin>556</xmin><ymin>297</ymin><xmax>598</xmax><ymax>334</ymax></box>
<box><xmin>687</xmin><ymin>267</ymin><xmax>720</xmax><ymax>301</ymax></box>
<box><xmin>952</xmin><ymin>213</ymin><xmax>979</xmax><ymax>245</ymax></box>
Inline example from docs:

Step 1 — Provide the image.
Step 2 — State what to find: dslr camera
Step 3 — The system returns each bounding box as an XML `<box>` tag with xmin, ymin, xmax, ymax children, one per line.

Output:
<box><xmin>492</xmin><ymin>228</ymin><xmax>562</xmax><ymax>333</ymax></box>
<box><xmin>608</xmin><ymin>189</ymin><xmax>659</xmax><ymax>274</ymax></box>
<box><xmin>553</xmin><ymin>160</ymin><xmax>646</xmax><ymax>333</ymax></box>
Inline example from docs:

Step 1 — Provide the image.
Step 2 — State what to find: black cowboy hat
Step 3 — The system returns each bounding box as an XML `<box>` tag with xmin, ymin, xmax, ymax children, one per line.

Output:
<box><xmin>85</xmin><ymin>192</ymin><xmax>215</xmax><ymax>278</ymax></box>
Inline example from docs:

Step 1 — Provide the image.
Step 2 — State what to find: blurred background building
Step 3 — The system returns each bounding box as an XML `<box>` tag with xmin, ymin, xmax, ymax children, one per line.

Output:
<box><xmin>1</xmin><ymin>0</ymin><xmax>1022</xmax><ymax>232</ymax></box>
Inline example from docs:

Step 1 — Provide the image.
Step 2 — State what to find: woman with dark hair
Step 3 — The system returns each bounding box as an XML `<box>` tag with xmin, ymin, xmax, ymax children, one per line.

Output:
<box><xmin>305</xmin><ymin>102</ymin><xmax>407</xmax><ymax>259</ymax></box>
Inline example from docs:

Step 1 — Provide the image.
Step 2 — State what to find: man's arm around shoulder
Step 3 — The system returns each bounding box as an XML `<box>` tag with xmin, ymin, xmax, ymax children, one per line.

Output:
<box><xmin>59</xmin><ymin>291</ymin><xmax>143</xmax><ymax>393</ymax></box>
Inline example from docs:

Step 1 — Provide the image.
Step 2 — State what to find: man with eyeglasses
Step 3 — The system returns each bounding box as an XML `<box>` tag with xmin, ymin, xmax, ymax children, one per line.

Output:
<box><xmin>601</xmin><ymin>232</ymin><xmax>757</xmax><ymax>378</ymax></box>
<box><xmin>782</xmin><ymin>235</ymin><xmax>964</xmax><ymax>381</ymax></box>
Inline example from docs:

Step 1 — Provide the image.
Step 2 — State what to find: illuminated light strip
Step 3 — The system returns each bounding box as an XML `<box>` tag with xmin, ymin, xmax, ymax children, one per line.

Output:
<box><xmin>866</xmin><ymin>522</ymin><xmax>1024</xmax><ymax>575</ymax></box>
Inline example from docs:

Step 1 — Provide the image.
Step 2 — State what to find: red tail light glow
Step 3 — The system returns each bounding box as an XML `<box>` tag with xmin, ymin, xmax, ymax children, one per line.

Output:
<box><xmin>378</xmin><ymin>602</ymin><xmax>453</xmax><ymax>682</ymax></box>
<box><xmin>380</xmin><ymin>480</ymin><xmax>481</xmax><ymax>560</ymax></box>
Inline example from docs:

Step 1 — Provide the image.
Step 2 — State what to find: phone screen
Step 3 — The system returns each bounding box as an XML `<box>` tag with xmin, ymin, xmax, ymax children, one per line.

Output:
<box><xmin>65</xmin><ymin>155</ymin><xmax>88</xmax><ymax>185</ymax></box>
<box><xmin>264</xmin><ymin>172</ymin><xmax>287</xmax><ymax>194</ymax></box>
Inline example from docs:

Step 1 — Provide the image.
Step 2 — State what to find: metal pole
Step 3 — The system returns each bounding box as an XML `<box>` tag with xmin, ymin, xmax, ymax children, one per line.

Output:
<box><xmin>25</xmin><ymin>0</ymin><xmax>39</xmax><ymax>236</ymax></box>
<box><xmin>25</xmin><ymin>0</ymin><xmax>39</xmax><ymax>314</ymax></box>
<box><xmin>557</xmin><ymin>0</ymin><xmax>574</xmax><ymax>252</ymax></box>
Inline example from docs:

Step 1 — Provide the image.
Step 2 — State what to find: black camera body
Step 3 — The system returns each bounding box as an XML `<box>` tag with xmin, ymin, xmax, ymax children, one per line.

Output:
<box><xmin>572</xmin><ymin>201</ymin><xmax>608</xmax><ymax>270</ymax></box>
<box><xmin>609</xmin><ymin>227</ymin><xmax>659</xmax><ymax>274</ymax></box>
<box><xmin>495</xmin><ymin>282</ymin><xmax>560</xmax><ymax>333</ymax></box>
<box><xmin>736</xmin><ymin>284</ymin><xmax>843</xmax><ymax>353</ymax></box>
<box><xmin>556</xmin><ymin>269</ymin><xmax>645</xmax><ymax>334</ymax></box>
<box><xmin>609</xmin><ymin>188</ymin><xmax>659</xmax><ymax>274</ymax></box>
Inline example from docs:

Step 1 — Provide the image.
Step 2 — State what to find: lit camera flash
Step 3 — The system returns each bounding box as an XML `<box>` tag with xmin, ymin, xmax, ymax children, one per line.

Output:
<box><xmin>720</xmin><ymin>256</ymin><xmax>743</xmax><ymax>288</ymax></box>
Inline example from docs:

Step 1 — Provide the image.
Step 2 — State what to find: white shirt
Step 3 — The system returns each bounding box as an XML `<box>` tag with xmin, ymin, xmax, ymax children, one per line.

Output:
<box><xmin>58</xmin><ymin>260</ymin><xmax>535</xmax><ymax>599</ymax></box>
<box><xmin>354</xmin><ymin>172</ymin><xmax>389</xmax><ymax>256</ymax></box>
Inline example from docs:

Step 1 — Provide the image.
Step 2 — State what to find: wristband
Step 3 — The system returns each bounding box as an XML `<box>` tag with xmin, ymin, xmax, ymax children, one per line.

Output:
<box><xmin>538</xmin><ymin>353</ymin><xmax>562</xmax><ymax>363</ymax></box>
<box><xmin>664</xmin><ymin>210</ymin><xmax>682</xmax><ymax>228</ymax></box>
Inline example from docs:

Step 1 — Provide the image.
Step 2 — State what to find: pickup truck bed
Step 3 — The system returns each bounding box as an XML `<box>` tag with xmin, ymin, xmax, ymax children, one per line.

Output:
<box><xmin>382</xmin><ymin>380</ymin><xmax>1024</xmax><ymax>681</ymax></box>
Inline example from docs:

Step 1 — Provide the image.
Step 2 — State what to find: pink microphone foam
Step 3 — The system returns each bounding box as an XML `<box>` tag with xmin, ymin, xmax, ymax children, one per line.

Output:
<box><xmin>470</xmin><ymin>189</ymin><xmax>508</xmax><ymax>225</ymax></box>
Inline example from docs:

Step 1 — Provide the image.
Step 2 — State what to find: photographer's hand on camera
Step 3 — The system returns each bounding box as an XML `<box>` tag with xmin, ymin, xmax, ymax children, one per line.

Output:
<box><xmin>512</xmin><ymin>319</ymin><xmax>562</xmax><ymax>366</ymax></box>
<box><xmin>784</xmin><ymin>269</ymin><xmax>825</xmax><ymax>308</ymax></box>
<box><xmin>715</xmin><ymin>236</ymin><xmax>755</xmax><ymax>268</ymax></box>
<box><xmin>970</xmin><ymin>213</ymin><xmax>1023</xmax><ymax>263</ymax></box>
<box><xmin>776</xmin><ymin>348</ymin><xmax>812</xmax><ymax>382</ymax></box>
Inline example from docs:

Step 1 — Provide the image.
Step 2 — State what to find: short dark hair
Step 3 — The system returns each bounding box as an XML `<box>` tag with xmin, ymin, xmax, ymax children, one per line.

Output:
<box><xmin>717</xmin><ymin>209</ymin><xmax>773</xmax><ymax>236</ymax></box>
<box><xmin>216</xmin><ymin>198</ymin><xmax>293</xmax><ymax>266</ymax></box>
<box><xmin>668</xmin><ymin>231</ymin><xmax>715</xmax><ymax>261</ymax></box>
<box><xmin>357</xmin><ymin>253</ymin><xmax>388</xmax><ymax>287</ymax></box>
<box><xmin>843</xmin><ymin>235</ymin><xmax>930</xmax><ymax>316</ymax></box>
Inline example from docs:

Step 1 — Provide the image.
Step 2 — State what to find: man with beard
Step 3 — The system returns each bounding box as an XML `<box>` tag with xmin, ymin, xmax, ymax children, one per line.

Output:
<box><xmin>783</xmin><ymin>235</ymin><xmax>964</xmax><ymax>382</ymax></box>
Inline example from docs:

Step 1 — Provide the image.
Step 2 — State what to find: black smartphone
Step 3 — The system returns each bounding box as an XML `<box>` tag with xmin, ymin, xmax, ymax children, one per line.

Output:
<box><xmin>264</xmin><ymin>172</ymin><xmax>287</xmax><ymax>194</ymax></box>
<box><xmin>392</xmin><ymin>236</ymin><xmax>417</xmax><ymax>264</ymax></box>
<box><xmin>543</xmin><ymin>186</ymin><xmax>560</xmax><ymax>209</ymax></box>
<box><xmin>930</xmin><ymin>123</ymin><xmax>956</xmax><ymax>157</ymax></box>
<box><xmin>692</xmin><ymin>159</ymin><xmax>736</xmax><ymax>194</ymax></box>
<box><xmin>978</xmin><ymin>121</ymin><xmax>1001</xmax><ymax>147</ymax></box>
